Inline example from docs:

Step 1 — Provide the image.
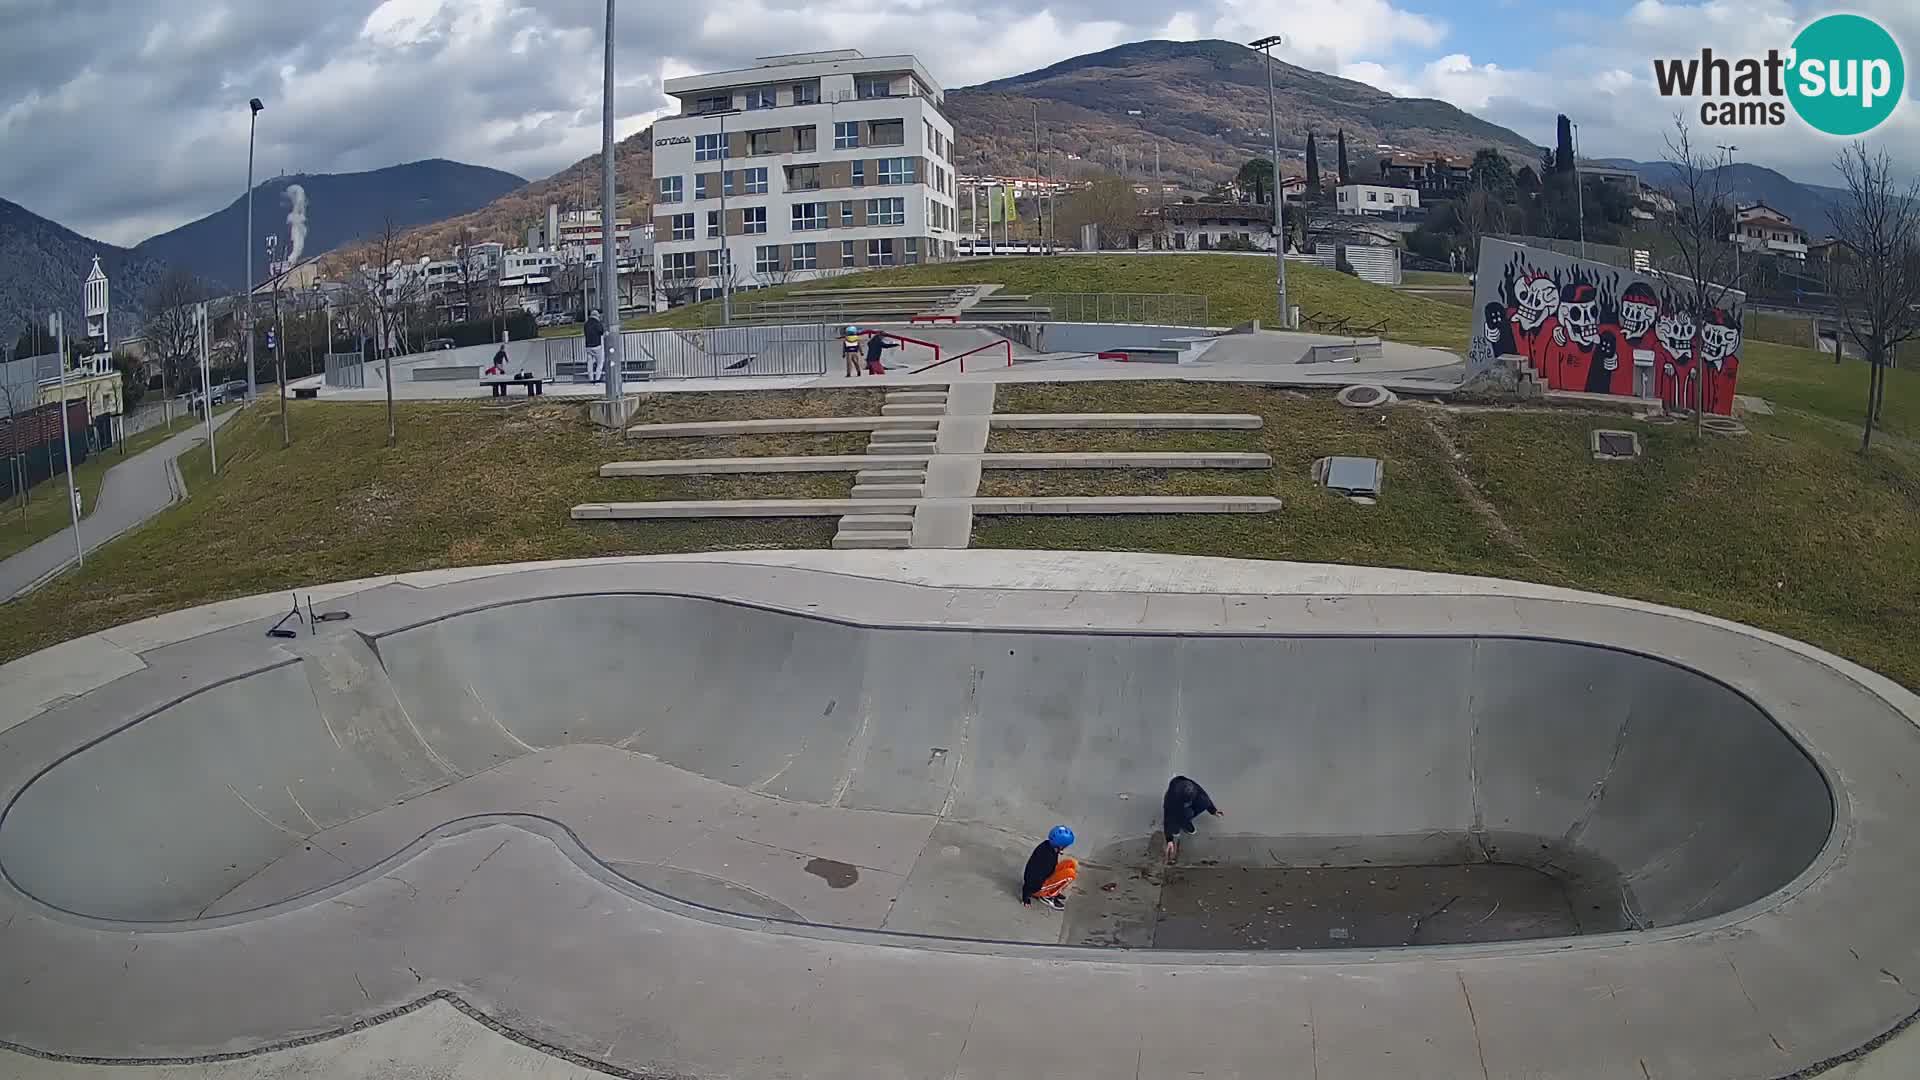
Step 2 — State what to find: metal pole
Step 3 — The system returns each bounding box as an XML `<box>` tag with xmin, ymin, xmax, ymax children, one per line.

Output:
<box><xmin>278</xmin><ymin>298</ymin><xmax>288</xmax><ymax>448</ymax></box>
<box><xmin>52</xmin><ymin>314</ymin><xmax>82</xmax><ymax>569</ymax></box>
<box><xmin>1573</xmin><ymin>121</ymin><xmax>1586</xmax><ymax>259</ymax></box>
<box><xmin>1718</xmin><ymin>144</ymin><xmax>1741</xmax><ymax>282</ymax></box>
<box><xmin>601</xmin><ymin>0</ymin><xmax>624</xmax><ymax>399</ymax></box>
<box><xmin>199</xmin><ymin>303</ymin><xmax>217</xmax><ymax>473</ymax></box>
<box><xmin>1033</xmin><ymin>102</ymin><xmax>1040</xmax><ymax>250</ymax></box>
<box><xmin>1252</xmin><ymin>36</ymin><xmax>1291</xmax><ymax>328</ymax></box>
<box><xmin>718</xmin><ymin>110</ymin><xmax>732</xmax><ymax>325</ymax></box>
<box><xmin>245</xmin><ymin>99</ymin><xmax>262</xmax><ymax>401</ymax></box>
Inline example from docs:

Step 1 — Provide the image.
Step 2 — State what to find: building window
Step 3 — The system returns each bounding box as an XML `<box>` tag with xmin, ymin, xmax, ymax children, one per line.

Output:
<box><xmin>905</xmin><ymin>237</ymin><xmax>920</xmax><ymax>264</ymax></box>
<box><xmin>791</xmin><ymin>243</ymin><xmax>817</xmax><ymax>270</ymax></box>
<box><xmin>787</xmin><ymin>164</ymin><xmax>820</xmax><ymax>191</ymax></box>
<box><xmin>1366</xmin><ymin>191</ymin><xmax>1377</xmax><ymax>203</ymax></box>
<box><xmin>743</xmin><ymin>207</ymin><xmax>767</xmax><ymax>234</ymax></box>
<box><xmin>869</xmin><ymin>119</ymin><xmax>904</xmax><ymax>147</ymax></box>
<box><xmin>657</xmin><ymin>176</ymin><xmax>683</xmax><ymax>203</ymax></box>
<box><xmin>838</xmin><ymin>200</ymin><xmax>854</xmax><ymax>223</ymax></box>
<box><xmin>746</xmin><ymin>86</ymin><xmax>776</xmax><ymax>110</ymax></box>
<box><xmin>695</xmin><ymin>133</ymin><xmax>728</xmax><ymax>161</ymax></box>
<box><xmin>792</xmin><ymin>203</ymin><xmax>825</xmax><ymax>231</ymax></box>
<box><xmin>747</xmin><ymin>129</ymin><xmax>777</xmax><ymax>156</ymax></box>
<box><xmin>662</xmin><ymin>252</ymin><xmax>697</xmax><ymax>280</ymax></box>
<box><xmin>792</xmin><ymin>82</ymin><xmax>818</xmax><ymax>105</ymax></box>
<box><xmin>695</xmin><ymin>174</ymin><xmax>710</xmax><ymax>200</ymax></box>
<box><xmin>755</xmin><ymin>245</ymin><xmax>782</xmax><ymax>273</ymax></box>
<box><xmin>722</xmin><ymin>170</ymin><xmax>735</xmax><ymax>196</ymax></box>
<box><xmin>793</xmin><ymin>125</ymin><xmax>817</xmax><ymax>152</ymax></box>
<box><xmin>879</xmin><ymin>157</ymin><xmax>911</xmax><ymax>185</ymax></box>
<box><xmin>834</xmin><ymin>121</ymin><xmax>860</xmax><ymax>150</ymax></box>
<box><xmin>842</xmin><ymin>239</ymin><xmax>857</xmax><ymax>265</ymax></box>
<box><xmin>696</xmin><ymin>95</ymin><xmax>731</xmax><ymax>114</ymax></box>
<box><xmin>852</xmin><ymin>160</ymin><xmax>864</xmax><ymax>186</ymax></box>
<box><xmin>744</xmin><ymin>167</ymin><xmax>768</xmax><ymax>194</ymax></box>
<box><xmin>856</xmin><ymin>77</ymin><xmax>892</xmax><ymax>99</ymax></box>
<box><xmin>925</xmin><ymin>120</ymin><xmax>934</xmax><ymax>147</ymax></box>
<box><xmin>671</xmin><ymin>214</ymin><xmax>694</xmax><ymax>241</ymax></box>
<box><xmin>867</xmin><ymin>238</ymin><xmax>896</xmax><ymax>265</ymax></box>
<box><xmin>707</xmin><ymin>210</ymin><xmax>720</xmax><ymax>238</ymax></box>
<box><xmin>868</xmin><ymin>197</ymin><xmax>904</xmax><ymax>226</ymax></box>
<box><xmin>709</xmin><ymin>247</ymin><xmax>731</xmax><ymax>273</ymax></box>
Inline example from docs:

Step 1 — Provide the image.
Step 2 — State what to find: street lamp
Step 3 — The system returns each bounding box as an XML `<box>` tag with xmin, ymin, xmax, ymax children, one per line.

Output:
<box><xmin>1571</xmin><ymin>119</ymin><xmax>1586</xmax><ymax>259</ymax></box>
<box><xmin>1717</xmin><ymin>144</ymin><xmax>1741</xmax><ymax>282</ymax></box>
<box><xmin>600</xmin><ymin>0</ymin><xmax>623</xmax><ymax>401</ymax></box>
<box><xmin>245</xmin><ymin>96</ymin><xmax>264</xmax><ymax>402</ymax></box>
<box><xmin>1248</xmin><ymin>35</ymin><xmax>1291</xmax><ymax>329</ymax></box>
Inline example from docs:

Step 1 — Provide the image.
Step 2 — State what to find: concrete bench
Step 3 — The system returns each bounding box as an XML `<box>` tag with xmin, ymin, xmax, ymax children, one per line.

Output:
<box><xmin>483</xmin><ymin>377</ymin><xmax>550</xmax><ymax>398</ymax></box>
<box><xmin>412</xmin><ymin>364</ymin><xmax>480</xmax><ymax>382</ymax></box>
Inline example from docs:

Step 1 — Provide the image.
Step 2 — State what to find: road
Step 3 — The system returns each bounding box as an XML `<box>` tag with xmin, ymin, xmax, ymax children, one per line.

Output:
<box><xmin>0</xmin><ymin>410</ymin><xmax>234</xmax><ymax>600</ymax></box>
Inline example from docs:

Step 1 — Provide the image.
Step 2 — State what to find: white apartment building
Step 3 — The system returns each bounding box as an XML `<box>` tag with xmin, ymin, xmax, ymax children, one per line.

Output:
<box><xmin>652</xmin><ymin>49</ymin><xmax>959</xmax><ymax>302</ymax></box>
<box><xmin>1733</xmin><ymin>203</ymin><xmax>1809</xmax><ymax>260</ymax></box>
<box><xmin>1335</xmin><ymin>184</ymin><xmax>1420</xmax><ymax>215</ymax></box>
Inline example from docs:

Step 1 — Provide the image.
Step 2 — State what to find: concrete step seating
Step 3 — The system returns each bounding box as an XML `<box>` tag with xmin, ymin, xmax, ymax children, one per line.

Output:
<box><xmin>880</xmin><ymin>403</ymin><xmax>946</xmax><ymax>417</ymax></box>
<box><xmin>830</xmin><ymin>528</ymin><xmax>914</xmax><ymax>550</ymax></box>
<box><xmin>851</xmin><ymin>484</ymin><xmax>925</xmax><ymax>499</ymax></box>
<box><xmin>575</xmin><ymin>499</ymin><xmax>918</xmax><ymax>519</ymax></box>
<box><xmin>870</xmin><ymin>427</ymin><xmax>938</xmax><ymax>444</ymax></box>
<box><xmin>855</xmin><ymin>468</ymin><xmax>927</xmax><ymax>484</ymax></box>
<box><xmin>837</xmin><ymin>513</ymin><xmax>916</xmax><ymax>532</ymax></box>
<box><xmin>886</xmin><ymin>391</ymin><xmax>949</xmax><ymax>405</ymax></box>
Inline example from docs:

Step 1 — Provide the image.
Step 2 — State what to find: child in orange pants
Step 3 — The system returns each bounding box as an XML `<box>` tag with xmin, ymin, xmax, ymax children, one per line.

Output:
<box><xmin>1021</xmin><ymin>825</ymin><xmax>1078</xmax><ymax>909</ymax></box>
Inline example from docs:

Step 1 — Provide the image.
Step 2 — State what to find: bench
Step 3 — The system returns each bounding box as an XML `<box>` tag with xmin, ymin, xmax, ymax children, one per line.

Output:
<box><xmin>292</xmin><ymin>385</ymin><xmax>320</xmax><ymax>399</ymax></box>
<box><xmin>482</xmin><ymin>376</ymin><xmax>550</xmax><ymax>397</ymax></box>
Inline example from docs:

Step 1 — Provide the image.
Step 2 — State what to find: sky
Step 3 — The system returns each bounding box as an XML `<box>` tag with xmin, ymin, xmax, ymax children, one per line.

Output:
<box><xmin>1</xmin><ymin>0</ymin><xmax>1914</xmax><ymax>246</ymax></box>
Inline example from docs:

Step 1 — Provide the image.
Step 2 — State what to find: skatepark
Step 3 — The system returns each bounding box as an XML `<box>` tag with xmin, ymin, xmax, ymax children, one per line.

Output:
<box><xmin>3</xmin><ymin>551</ymin><xmax>1918</xmax><ymax>1078</ymax></box>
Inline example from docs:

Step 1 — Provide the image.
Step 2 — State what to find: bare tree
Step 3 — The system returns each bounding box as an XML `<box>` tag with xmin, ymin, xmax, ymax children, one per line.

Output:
<box><xmin>1057</xmin><ymin>176</ymin><xmax>1141</xmax><ymax>249</ymax></box>
<box><xmin>359</xmin><ymin>214</ymin><xmax>415</xmax><ymax>447</ymax></box>
<box><xmin>139</xmin><ymin>268</ymin><xmax>209</xmax><ymax>426</ymax></box>
<box><xmin>1829</xmin><ymin>142</ymin><xmax>1920</xmax><ymax>453</ymax></box>
<box><xmin>1653</xmin><ymin>116</ymin><xmax>1750</xmax><ymax>438</ymax></box>
<box><xmin>1453</xmin><ymin>184</ymin><xmax>1509</xmax><ymax>272</ymax></box>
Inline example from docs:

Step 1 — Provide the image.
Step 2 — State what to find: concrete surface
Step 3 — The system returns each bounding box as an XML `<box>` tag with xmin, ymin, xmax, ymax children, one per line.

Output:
<box><xmin>1</xmin><ymin>552</ymin><xmax>1915</xmax><ymax>1079</ymax></box>
<box><xmin>0</xmin><ymin>411</ymin><xmax>235</xmax><ymax>601</ymax></box>
<box><xmin>573</xmin><ymin>498</ymin><xmax>917</xmax><ymax>518</ymax></box>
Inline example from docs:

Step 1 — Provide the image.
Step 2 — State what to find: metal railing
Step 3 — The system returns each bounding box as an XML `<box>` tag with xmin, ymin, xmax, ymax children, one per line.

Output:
<box><xmin>1026</xmin><ymin>292</ymin><xmax>1210</xmax><ymax>326</ymax></box>
<box><xmin>323</xmin><ymin>352</ymin><xmax>365</xmax><ymax>388</ymax></box>
<box><xmin>623</xmin><ymin>324</ymin><xmax>836</xmax><ymax>379</ymax></box>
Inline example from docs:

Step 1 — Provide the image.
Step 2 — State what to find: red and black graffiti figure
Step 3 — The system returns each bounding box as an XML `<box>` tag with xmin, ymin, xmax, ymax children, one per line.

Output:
<box><xmin>1509</xmin><ymin>273</ymin><xmax>1561</xmax><ymax>378</ymax></box>
<box><xmin>1655</xmin><ymin>309</ymin><xmax>1699</xmax><ymax>413</ymax></box>
<box><xmin>1547</xmin><ymin>282</ymin><xmax>1604</xmax><ymax>392</ymax></box>
<box><xmin>1697</xmin><ymin>308</ymin><xmax>1742</xmax><ymax>416</ymax></box>
<box><xmin>1611</xmin><ymin>283</ymin><xmax>1661</xmax><ymax>398</ymax></box>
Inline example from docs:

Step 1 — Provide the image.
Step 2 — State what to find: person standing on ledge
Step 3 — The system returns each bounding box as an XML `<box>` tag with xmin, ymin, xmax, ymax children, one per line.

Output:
<box><xmin>1163</xmin><ymin>775</ymin><xmax>1223</xmax><ymax>863</ymax></box>
<box><xmin>1021</xmin><ymin>825</ymin><xmax>1077</xmax><ymax>910</ymax></box>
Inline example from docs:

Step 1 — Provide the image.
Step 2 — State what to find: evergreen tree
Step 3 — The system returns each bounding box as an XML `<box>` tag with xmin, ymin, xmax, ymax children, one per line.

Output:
<box><xmin>1305</xmin><ymin>133</ymin><xmax>1320</xmax><ymax>194</ymax></box>
<box><xmin>1337</xmin><ymin>129</ymin><xmax>1351</xmax><ymax>185</ymax></box>
<box><xmin>1555</xmin><ymin>115</ymin><xmax>1576</xmax><ymax>176</ymax></box>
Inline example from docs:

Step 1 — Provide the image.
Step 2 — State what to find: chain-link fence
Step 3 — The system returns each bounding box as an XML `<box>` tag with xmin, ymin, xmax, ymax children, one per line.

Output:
<box><xmin>1026</xmin><ymin>293</ymin><xmax>1210</xmax><ymax>325</ymax></box>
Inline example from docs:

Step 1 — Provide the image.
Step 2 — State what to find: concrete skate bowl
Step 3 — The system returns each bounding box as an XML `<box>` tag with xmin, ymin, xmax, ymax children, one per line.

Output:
<box><xmin>0</xmin><ymin>593</ymin><xmax>1835</xmax><ymax>952</ymax></box>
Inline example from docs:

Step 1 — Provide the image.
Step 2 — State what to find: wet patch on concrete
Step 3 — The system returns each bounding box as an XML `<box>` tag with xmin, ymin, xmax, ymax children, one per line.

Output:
<box><xmin>804</xmin><ymin>857</ymin><xmax>860</xmax><ymax>889</ymax></box>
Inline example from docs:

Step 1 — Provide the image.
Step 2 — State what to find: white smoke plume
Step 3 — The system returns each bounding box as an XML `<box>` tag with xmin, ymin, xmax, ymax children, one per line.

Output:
<box><xmin>284</xmin><ymin>184</ymin><xmax>308</xmax><ymax>265</ymax></box>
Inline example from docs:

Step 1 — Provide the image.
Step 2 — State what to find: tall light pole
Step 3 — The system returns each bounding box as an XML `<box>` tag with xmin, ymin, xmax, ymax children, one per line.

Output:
<box><xmin>1571</xmin><ymin>120</ymin><xmax>1586</xmax><ymax>259</ymax></box>
<box><xmin>1250</xmin><ymin>35</ymin><xmax>1290</xmax><ymax>329</ymax></box>
<box><xmin>601</xmin><ymin>0</ymin><xmax>623</xmax><ymax>401</ymax></box>
<box><xmin>718</xmin><ymin>110</ymin><xmax>731</xmax><ymax>325</ymax></box>
<box><xmin>245</xmin><ymin>97</ymin><xmax>263</xmax><ymax>402</ymax></box>
<box><xmin>1717</xmin><ymin>143</ymin><xmax>1741</xmax><ymax>282</ymax></box>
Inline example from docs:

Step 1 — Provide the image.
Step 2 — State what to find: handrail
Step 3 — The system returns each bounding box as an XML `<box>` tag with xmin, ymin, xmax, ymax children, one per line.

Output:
<box><xmin>952</xmin><ymin>338</ymin><xmax>1013</xmax><ymax>373</ymax></box>
<box><xmin>863</xmin><ymin>329</ymin><xmax>939</xmax><ymax>372</ymax></box>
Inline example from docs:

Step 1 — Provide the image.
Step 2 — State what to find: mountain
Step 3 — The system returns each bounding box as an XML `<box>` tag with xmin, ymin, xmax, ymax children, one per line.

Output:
<box><xmin>134</xmin><ymin>159</ymin><xmax>525</xmax><ymax>289</ymax></box>
<box><xmin>317</xmin><ymin>135</ymin><xmax>654</xmax><ymax>276</ymax></box>
<box><xmin>947</xmin><ymin>39</ymin><xmax>1541</xmax><ymax>187</ymax></box>
<box><xmin>0</xmin><ymin>197</ymin><xmax>171</xmax><ymax>347</ymax></box>
<box><xmin>1595</xmin><ymin>158</ymin><xmax>1848</xmax><ymax>237</ymax></box>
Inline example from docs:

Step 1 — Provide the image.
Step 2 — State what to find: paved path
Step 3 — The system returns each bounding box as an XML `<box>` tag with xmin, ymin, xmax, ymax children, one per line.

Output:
<box><xmin>0</xmin><ymin>412</ymin><xmax>234</xmax><ymax>601</ymax></box>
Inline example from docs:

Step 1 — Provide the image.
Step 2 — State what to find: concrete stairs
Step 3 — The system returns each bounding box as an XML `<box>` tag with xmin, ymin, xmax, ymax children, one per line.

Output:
<box><xmin>834</xmin><ymin>385</ymin><xmax>947</xmax><ymax>550</ymax></box>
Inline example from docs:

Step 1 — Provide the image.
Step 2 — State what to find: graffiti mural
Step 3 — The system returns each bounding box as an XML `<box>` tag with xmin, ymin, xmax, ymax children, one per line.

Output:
<box><xmin>1468</xmin><ymin>238</ymin><xmax>1745</xmax><ymax>415</ymax></box>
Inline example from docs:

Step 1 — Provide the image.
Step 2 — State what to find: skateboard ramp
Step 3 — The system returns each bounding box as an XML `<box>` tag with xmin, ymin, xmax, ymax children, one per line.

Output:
<box><xmin>0</xmin><ymin>594</ymin><xmax>1832</xmax><ymax>938</ymax></box>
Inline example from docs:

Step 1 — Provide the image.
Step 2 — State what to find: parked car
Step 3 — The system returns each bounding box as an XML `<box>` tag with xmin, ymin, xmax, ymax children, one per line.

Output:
<box><xmin>426</xmin><ymin>338</ymin><xmax>456</xmax><ymax>351</ymax></box>
<box><xmin>223</xmin><ymin>380</ymin><xmax>248</xmax><ymax>400</ymax></box>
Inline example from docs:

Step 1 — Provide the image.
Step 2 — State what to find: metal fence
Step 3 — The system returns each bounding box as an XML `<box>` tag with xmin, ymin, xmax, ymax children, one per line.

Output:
<box><xmin>624</xmin><ymin>324</ymin><xmax>836</xmax><ymax>379</ymax></box>
<box><xmin>323</xmin><ymin>351</ymin><xmax>366</xmax><ymax>388</ymax></box>
<box><xmin>1027</xmin><ymin>293</ymin><xmax>1211</xmax><ymax>326</ymax></box>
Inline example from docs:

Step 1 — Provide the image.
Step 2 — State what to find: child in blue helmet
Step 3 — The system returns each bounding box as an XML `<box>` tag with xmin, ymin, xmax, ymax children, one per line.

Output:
<box><xmin>842</xmin><ymin>326</ymin><xmax>862</xmax><ymax>377</ymax></box>
<box><xmin>1021</xmin><ymin>825</ymin><xmax>1077</xmax><ymax>909</ymax></box>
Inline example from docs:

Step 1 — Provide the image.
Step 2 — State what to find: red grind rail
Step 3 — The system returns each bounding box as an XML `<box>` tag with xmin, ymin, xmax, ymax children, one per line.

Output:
<box><xmin>1097</xmin><ymin>350</ymin><xmax>1132</xmax><ymax>361</ymax></box>
<box><xmin>953</xmin><ymin>338</ymin><xmax>1014</xmax><ymax>373</ymax></box>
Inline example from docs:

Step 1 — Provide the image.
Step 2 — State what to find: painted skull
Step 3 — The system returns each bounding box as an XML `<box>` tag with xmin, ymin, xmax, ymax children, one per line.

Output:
<box><xmin>1657</xmin><ymin>311</ymin><xmax>1697</xmax><ymax>360</ymax></box>
<box><xmin>1558</xmin><ymin>283</ymin><xmax>1600</xmax><ymax>347</ymax></box>
<box><xmin>1699</xmin><ymin>309</ymin><xmax>1740</xmax><ymax>367</ymax></box>
<box><xmin>1516</xmin><ymin>274</ymin><xmax>1558</xmax><ymax>330</ymax></box>
<box><xmin>1619</xmin><ymin>284</ymin><xmax>1659</xmax><ymax>339</ymax></box>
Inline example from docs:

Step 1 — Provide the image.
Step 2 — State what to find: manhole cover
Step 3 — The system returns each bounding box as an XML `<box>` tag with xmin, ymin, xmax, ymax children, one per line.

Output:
<box><xmin>1336</xmin><ymin>384</ymin><xmax>1395</xmax><ymax>408</ymax></box>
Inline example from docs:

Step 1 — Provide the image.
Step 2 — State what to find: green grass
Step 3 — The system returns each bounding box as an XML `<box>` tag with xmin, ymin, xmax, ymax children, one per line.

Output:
<box><xmin>628</xmin><ymin>256</ymin><xmax>1472</xmax><ymax>349</ymax></box>
<box><xmin>1736</xmin><ymin>340</ymin><xmax>1914</xmax><ymax>441</ymax></box>
<box><xmin>1402</xmin><ymin>271</ymin><xmax>1470</xmax><ymax>287</ymax></box>
<box><xmin>973</xmin><ymin>382</ymin><xmax>1920</xmax><ymax>691</ymax></box>
<box><xmin>0</xmin><ymin>408</ymin><xmax>233</xmax><ymax>563</ymax></box>
<box><xmin>0</xmin><ymin>398</ymin><xmax>857</xmax><ymax>663</ymax></box>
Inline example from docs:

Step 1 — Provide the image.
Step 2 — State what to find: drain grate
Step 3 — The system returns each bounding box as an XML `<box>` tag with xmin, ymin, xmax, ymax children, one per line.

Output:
<box><xmin>1590</xmin><ymin>429</ymin><xmax>1642</xmax><ymax>461</ymax></box>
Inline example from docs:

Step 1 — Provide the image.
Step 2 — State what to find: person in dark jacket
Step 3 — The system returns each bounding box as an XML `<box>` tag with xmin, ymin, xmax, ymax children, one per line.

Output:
<box><xmin>864</xmin><ymin>330</ymin><xmax>900</xmax><ymax>375</ymax></box>
<box><xmin>582</xmin><ymin>311</ymin><xmax>605</xmax><ymax>381</ymax></box>
<box><xmin>1021</xmin><ymin>825</ymin><xmax>1077</xmax><ymax>909</ymax></box>
<box><xmin>1163</xmin><ymin>775</ymin><xmax>1223</xmax><ymax>863</ymax></box>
